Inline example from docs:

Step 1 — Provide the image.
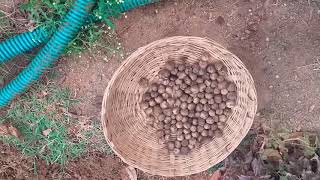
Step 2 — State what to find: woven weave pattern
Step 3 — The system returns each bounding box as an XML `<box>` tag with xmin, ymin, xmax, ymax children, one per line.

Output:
<box><xmin>101</xmin><ymin>36</ymin><xmax>257</xmax><ymax>177</ymax></box>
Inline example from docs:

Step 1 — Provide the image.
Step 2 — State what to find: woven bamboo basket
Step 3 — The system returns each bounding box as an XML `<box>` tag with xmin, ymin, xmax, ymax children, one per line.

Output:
<box><xmin>101</xmin><ymin>36</ymin><xmax>257</xmax><ymax>177</ymax></box>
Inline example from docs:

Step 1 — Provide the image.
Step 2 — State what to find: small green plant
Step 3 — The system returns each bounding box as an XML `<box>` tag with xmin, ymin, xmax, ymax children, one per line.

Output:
<box><xmin>19</xmin><ymin>0</ymin><xmax>123</xmax><ymax>54</ymax></box>
<box><xmin>0</xmin><ymin>82</ymin><xmax>84</xmax><ymax>165</ymax></box>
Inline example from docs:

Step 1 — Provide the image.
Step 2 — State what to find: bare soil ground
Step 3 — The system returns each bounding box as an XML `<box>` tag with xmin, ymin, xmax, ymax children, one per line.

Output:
<box><xmin>1</xmin><ymin>0</ymin><xmax>320</xmax><ymax>179</ymax></box>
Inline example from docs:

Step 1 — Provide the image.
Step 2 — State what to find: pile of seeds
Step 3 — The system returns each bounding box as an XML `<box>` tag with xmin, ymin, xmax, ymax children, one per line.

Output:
<box><xmin>140</xmin><ymin>56</ymin><xmax>237</xmax><ymax>155</ymax></box>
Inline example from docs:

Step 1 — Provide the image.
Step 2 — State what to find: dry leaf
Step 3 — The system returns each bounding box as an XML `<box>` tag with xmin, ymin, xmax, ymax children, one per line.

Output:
<box><xmin>8</xmin><ymin>125</ymin><xmax>20</xmax><ymax>138</ymax></box>
<box><xmin>0</xmin><ymin>124</ymin><xmax>9</xmax><ymax>135</ymax></box>
<box><xmin>42</xmin><ymin>129</ymin><xmax>52</xmax><ymax>137</ymax></box>
<box><xmin>209</xmin><ymin>170</ymin><xmax>221</xmax><ymax>180</ymax></box>
<box><xmin>261</xmin><ymin>148</ymin><xmax>282</xmax><ymax>161</ymax></box>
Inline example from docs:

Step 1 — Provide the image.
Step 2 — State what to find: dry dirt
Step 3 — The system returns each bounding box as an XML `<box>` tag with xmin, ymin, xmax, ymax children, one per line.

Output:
<box><xmin>1</xmin><ymin>0</ymin><xmax>320</xmax><ymax>179</ymax></box>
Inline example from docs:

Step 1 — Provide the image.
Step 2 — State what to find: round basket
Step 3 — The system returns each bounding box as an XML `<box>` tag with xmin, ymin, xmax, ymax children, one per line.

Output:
<box><xmin>101</xmin><ymin>36</ymin><xmax>257</xmax><ymax>177</ymax></box>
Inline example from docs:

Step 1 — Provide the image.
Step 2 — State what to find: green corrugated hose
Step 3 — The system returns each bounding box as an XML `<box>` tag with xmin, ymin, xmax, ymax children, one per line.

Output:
<box><xmin>0</xmin><ymin>0</ymin><xmax>157</xmax><ymax>107</ymax></box>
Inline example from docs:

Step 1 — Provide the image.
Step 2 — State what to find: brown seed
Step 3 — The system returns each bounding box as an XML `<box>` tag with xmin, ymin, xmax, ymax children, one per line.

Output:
<box><xmin>164</xmin><ymin>134</ymin><xmax>171</xmax><ymax>141</ymax></box>
<box><xmin>158</xmin><ymin>122</ymin><xmax>164</xmax><ymax>129</ymax></box>
<box><xmin>190</xmin><ymin>125</ymin><xmax>197</xmax><ymax>132</ymax></box>
<box><xmin>205</xmin><ymin>93</ymin><xmax>213</xmax><ymax>99</ymax></box>
<box><xmin>211</xmin><ymin>103</ymin><xmax>219</xmax><ymax>110</ymax></box>
<box><xmin>163</xmin><ymin>109</ymin><xmax>172</xmax><ymax>116</ymax></box>
<box><xmin>200</xmin><ymin>111</ymin><xmax>209</xmax><ymax>119</ymax></box>
<box><xmin>192</xmin><ymin>119</ymin><xmax>198</xmax><ymax>126</ymax></box>
<box><xmin>175</xmin><ymin>78</ymin><xmax>183</xmax><ymax>85</ymax></box>
<box><xmin>158</xmin><ymin>137</ymin><xmax>165</xmax><ymax>144</ymax></box>
<box><xmin>180</xmin><ymin>102</ymin><xmax>188</xmax><ymax>109</ymax></box>
<box><xmin>197</xmin><ymin>126</ymin><xmax>204</xmax><ymax>132</ymax></box>
<box><xmin>184</xmin><ymin>77</ymin><xmax>192</xmax><ymax>85</ymax></box>
<box><xmin>145</xmin><ymin>107</ymin><xmax>153</xmax><ymax>115</ymax></box>
<box><xmin>185</xmin><ymin>66</ymin><xmax>192</xmax><ymax>74</ymax></box>
<box><xmin>158</xmin><ymin>114</ymin><xmax>165</xmax><ymax>121</ymax></box>
<box><xmin>177</xmin><ymin>71</ymin><xmax>186</xmax><ymax>79</ymax></box>
<box><xmin>181</xmin><ymin>116</ymin><xmax>188</xmax><ymax>122</ymax></box>
<box><xmin>204</xmin><ymin>123</ymin><xmax>211</xmax><ymax>130</ymax></box>
<box><xmin>201</xmin><ymin>130</ymin><xmax>208</xmax><ymax>137</ymax></box>
<box><xmin>185</xmin><ymin>134</ymin><xmax>192</xmax><ymax>140</ymax></box>
<box><xmin>175</xmin><ymin>141</ymin><xmax>182</xmax><ymax>148</ymax></box>
<box><xmin>188</xmin><ymin>111</ymin><xmax>195</xmax><ymax>118</ymax></box>
<box><xmin>219</xmin><ymin>102</ymin><xmax>226</xmax><ymax>109</ymax></box>
<box><xmin>195</xmin><ymin>112</ymin><xmax>200</xmax><ymax>118</ymax></box>
<box><xmin>171</xmin><ymin>119</ymin><xmax>177</xmax><ymax>125</ymax></box>
<box><xmin>172</xmin><ymin>107</ymin><xmax>180</xmax><ymax>115</ymax></box>
<box><xmin>192</xmin><ymin>63</ymin><xmax>200</xmax><ymax>73</ymax></box>
<box><xmin>180</xmin><ymin>147</ymin><xmax>190</xmax><ymax>155</ymax></box>
<box><xmin>213</xmin><ymin>116</ymin><xmax>219</xmax><ymax>123</ymax></box>
<box><xmin>153</xmin><ymin>106</ymin><xmax>162</xmax><ymax>116</ymax></box>
<box><xmin>197</xmin><ymin>136</ymin><xmax>203</xmax><ymax>142</ymax></box>
<box><xmin>203</xmin><ymin>104</ymin><xmax>210</xmax><ymax>111</ymax></box>
<box><xmin>183</xmin><ymin>128</ymin><xmax>191</xmax><ymax>134</ymax></box>
<box><xmin>208</xmin><ymin>99</ymin><xmax>215</xmax><ymax>105</ymax></box>
<box><xmin>222</xmin><ymin>95</ymin><xmax>228</xmax><ymax>102</ymax></box>
<box><xmin>205</xmin><ymin>87</ymin><xmax>214</xmax><ymax>93</ymax></box>
<box><xmin>171</xmin><ymin>68</ymin><xmax>178</xmax><ymax>75</ymax></box>
<box><xmin>214</xmin><ymin>130</ymin><xmax>223</xmax><ymax>137</ymax></box>
<box><xmin>143</xmin><ymin>92</ymin><xmax>151</xmax><ymax>101</ymax></box>
<box><xmin>198</xmin><ymin>92</ymin><xmax>205</xmax><ymax>98</ymax></box>
<box><xmin>207</xmin><ymin>64</ymin><xmax>216</xmax><ymax>73</ymax></box>
<box><xmin>213</xmin><ymin>88</ymin><xmax>220</xmax><ymax>95</ymax></box>
<box><xmin>188</xmin><ymin>144</ymin><xmax>195</xmax><ymax>150</ymax></box>
<box><xmin>185</xmin><ymin>87</ymin><xmax>191</xmax><ymax>94</ymax></box>
<box><xmin>189</xmin><ymin>72</ymin><xmax>197</xmax><ymax>81</ymax></box>
<box><xmin>198</xmin><ymin>69</ymin><xmax>205</xmax><ymax>76</ymax></box>
<box><xmin>176</xmin><ymin>114</ymin><xmax>183</xmax><ymax>121</ymax></box>
<box><xmin>165</xmin><ymin>61</ymin><xmax>175</xmax><ymax>71</ymax></box>
<box><xmin>158</xmin><ymin>85</ymin><xmax>166</xmax><ymax>94</ymax></box>
<box><xmin>206</xmin><ymin>117</ymin><xmax>214</xmax><ymax>124</ymax></box>
<box><xmin>176</xmin><ymin>121</ymin><xmax>183</xmax><ymax>128</ymax></box>
<box><xmin>187</xmin><ymin>97</ymin><xmax>193</xmax><ymax>103</ymax></box>
<box><xmin>167</xmin><ymin>142</ymin><xmax>175</xmax><ymax>150</ymax></box>
<box><xmin>216</xmin><ymin>109</ymin><xmax>223</xmax><ymax>115</ymax></box>
<box><xmin>214</xmin><ymin>95</ymin><xmax>222</xmax><ymax>104</ymax></box>
<box><xmin>159</xmin><ymin>69</ymin><xmax>171</xmax><ymax>78</ymax></box>
<box><xmin>162</xmin><ymin>79</ymin><xmax>170</xmax><ymax>86</ymax></box>
<box><xmin>174</xmin><ymin>99</ymin><xmax>182</xmax><ymax>107</ymax></box>
<box><xmin>227</xmin><ymin>83</ymin><xmax>236</xmax><ymax>92</ymax></box>
<box><xmin>164</xmin><ymin>124</ymin><xmax>171</xmax><ymax>130</ymax></box>
<box><xmin>180</xmin><ymin>94</ymin><xmax>188</xmax><ymax>102</ymax></box>
<box><xmin>227</xmin><ymin>92</ymin><xmax>237</xmax><ymax>100</ymax></box>
<box><xmin>180</xmin><ymin>83</ymin><xmax>187</xmax><ymax>90</ymax></box>
<box><xmin>183</xmin><ymin>122</ymin><xmax>191</xmax><ymax>129</ymax></box>
<box><xmin>217</xmin><ymin>122</ymin><xmax>226</xmax><ymax>129</ymax></box>
<box><xmin>177</xmin><ymin>134</ymin><xmax>184</xmax><ymax>141</ymax></box>
<box><xmin>170</xmin><ymin>126</ymin><xmax>177</xmax><ymax>133</ymax></box>
<box><xmin>149</xmin><ymin>99</ymin><xmax>156</xmax><ymax>107</ymax></box>
<box><xmin>178</xmin><ymin>64</ymin><xmax>186</xmax><ymax>71</ymax></box>
<box><xmin>150</xmin><ymin>91</ymin><xmax>159</xmax><ymax>98</ymax></box>
<box><xmin>211</xmin><ymin>124</ymin><xmax>218</xmax><ymax>130</ymax></box>
<box><xmin>156</xmin><ymin>130</ymin><xmax>165</xmax><ymax>137</ymax></box>
<box><xmin>196</xmin><ymin>104</ymin><xmax>203</xmax><ymax>112</ymax></box>
<box><xmin>193</xmin><ymin>97</ymin><xmax>200</xmax><ymax>104</ymax></box>
<box><xmin>218</xmin><ymin>69</ymin><xmax>227</xmax><ymax>76</ymax></box>
<box><xmin>199</xmin><ymin>84</ymin><xmax>206</xmax><ymax>92</ymax></box>
<box><xmin>200</xmin><ymin>98</ymin><xmax>207</xmax><ymax>104</ymax></box>
<box><xmin>190</xmin><ymin>85</ymin><xmax>199</xmax><ymax>94</ymax></box>
<box><xmin>219</xmin><ymin>115</ymin><xmax>227</xmax><ymax>122</ymax></box>
<box><xmin>198</xmin><ymin>119</ymin><xmax>205</xmax><ymax>126</ymax></box>
<box><xmin>191</xmin><ymin>132</ymin><xmax>199</xmax><ymax>138</ymax></box>
<box><xmin>177</xmin><ymin>129</ymin><xmax>183</xmax><ymax>135</ymax></box>
<box><xmin>141</xmin><ymin>101</ymin><xmax>149</xmax><ymax>110</ymax></box>
<box><xmin>218</xmin><ymin>81</ymin><xmax>227</xmax><ymax>90</ymax></box>
<box><xmin>173</xmin><ymin>148</ymin><xmax>180</xmax><ymax>155</ymax></box>
<box><xmin>214</xmin><ymin>62</ymin><xmax>223</xmax><ymax>71</ymax></box>
<box><xmin>223</xmin><ymin>108</ymin><xmax>232</xmax><ymax>116</ymax></box>
<box><xmin>180</xmin><ymin>109</ymin><xmax>189</xmax><ymax>116</ymax></box>
<box><xmin>210</xmin><ymin>73</ymin><xmax>218</xmax><ymax>80</ymax></box>
<box><xmin>196</xmin><ymin>78</ymin><xmax>204</xmax><ymax>84</ymax></box>
<box><xmin>162</xmin><ymin>93</ymin><xmax>169</xmax><ymax>99</ymax></box>
<box><xmin>226</xmin><ymin>100</ymin><xmax>236</xmax><ymax>108</ymax></box>
<box><xmin>208</xmin><ymin>110</ymin><xmax>215</xmax><ymax>117</ymax></box>
<box><xmin>221</xmin><ymin>89</ymin><xmax>228</xmax><ymax>95</ymax></box>
<box><xmin>164</xmin><ymin>117</ymin><xmax>171</xmax><ymax>124</ymax></box>
<box><xmin>189</xmin><ymin>138</ymin><xmax>197</xmax><ymax>145</ymax></box>
<box><xmin>181</xmin><ymin>139</ymin><xmax>189</xmax><ymax>146</ymax></box>
<box><xmin>217</xmin><ymin>76</ymin><xmax>224</xmax><ymax>82</ymax></box>
<box><xmin>211</xmin><ymin>80</ymin><xmax>218</xmax><ymax>88</ymax></box>
<box><xmin>155</xmin><ymin>96</ymin><xmax>163</xmax><ymax>104</ymax></box>
<box><xmin>204</xmin><ymin>80</ymin><xmax>211</xmax><ymax>87</ymax></box>
<box><xmin>187</xmin><ymin>103</ymin><xmax>195</xmax><ymax>111</ymax></box>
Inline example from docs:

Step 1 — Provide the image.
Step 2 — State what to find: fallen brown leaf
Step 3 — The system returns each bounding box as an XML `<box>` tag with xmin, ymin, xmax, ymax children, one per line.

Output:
<box><xmin>8</xmin><ymin>125</ymin><xmax>20</xmax><ymax>138</ymax></box>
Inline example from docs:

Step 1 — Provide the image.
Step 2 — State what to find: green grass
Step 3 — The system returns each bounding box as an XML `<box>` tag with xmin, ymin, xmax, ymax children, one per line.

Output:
<box><xmin>0</xmin><ymin>81</ymin><xmax>112</xmax><ymax>166</ymax></box>
<box><xmin>19</xmin><ymin>0</ymin><xmax>124</xmax><ymax>55</ymax></box>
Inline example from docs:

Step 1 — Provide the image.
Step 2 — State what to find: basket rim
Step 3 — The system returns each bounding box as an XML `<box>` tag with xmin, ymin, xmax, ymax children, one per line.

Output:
<box><xmin>100</xmin><ymin>36</ymin><xmax>257</xmax><ymax>177</ymax></box>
